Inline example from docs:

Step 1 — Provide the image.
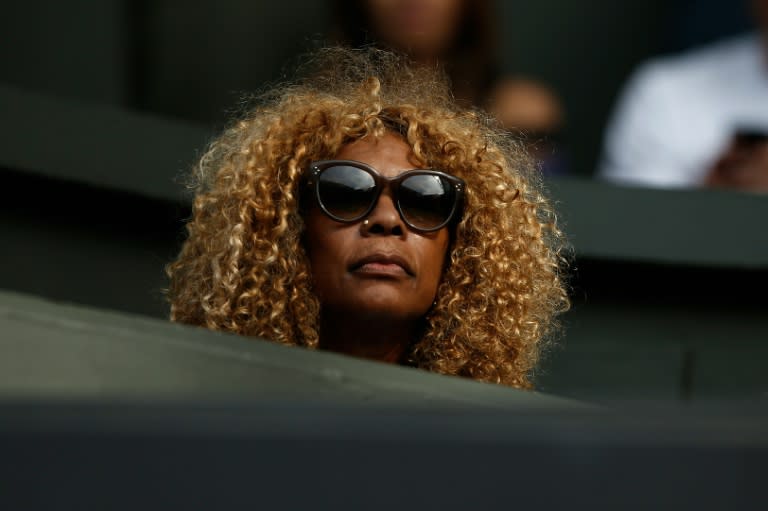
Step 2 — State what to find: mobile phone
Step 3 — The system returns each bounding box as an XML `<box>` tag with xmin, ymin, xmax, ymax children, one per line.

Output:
<box><xmin>734</xmin><ymin>128</ymin><xmax>768</xmax><ymax>147</ymax></box>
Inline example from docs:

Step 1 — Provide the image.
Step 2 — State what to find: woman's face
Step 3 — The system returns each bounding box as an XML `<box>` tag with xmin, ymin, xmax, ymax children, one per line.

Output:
<box><xmin>304</xmin><ymin>133</ymin><xmax>450</xmax><ymax>321</ymax></box>
<box><xmin>366</xmin><ymin>0</ymin><xmax>465</xmax><ymax>60</ymax></box>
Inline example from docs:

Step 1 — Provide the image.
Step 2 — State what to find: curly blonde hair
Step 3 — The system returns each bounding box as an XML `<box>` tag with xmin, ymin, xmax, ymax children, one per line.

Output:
<box><xmin>167</xmin><ymin>47</ymin><xmax>569</xmax><ymax>389</ymax></box>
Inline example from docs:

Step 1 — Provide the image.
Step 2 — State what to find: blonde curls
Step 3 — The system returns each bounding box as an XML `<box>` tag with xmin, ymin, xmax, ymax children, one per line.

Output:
<box><xmin>167</xmin><ymin>47</ymin><xmax>569</xmax><ymax>389</ymax></box>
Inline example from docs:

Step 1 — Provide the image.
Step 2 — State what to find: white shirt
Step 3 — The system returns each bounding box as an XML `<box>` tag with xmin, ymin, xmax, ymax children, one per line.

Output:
<box><xmin>598</xmin><ymin>34</ymin><xmax>768</xmax><ymax>188</ymax></box>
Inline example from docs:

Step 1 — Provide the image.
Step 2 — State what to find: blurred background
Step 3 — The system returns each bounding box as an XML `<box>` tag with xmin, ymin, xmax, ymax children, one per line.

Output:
<box><xmin>1</xmin><ymin>0</ymin><xmax>766</xmax><ymax>403</ymax></box>
<box><xmin>1</xmin><ymin>0</ymin><xmax>754</xmax><ymax>175</ymax></box>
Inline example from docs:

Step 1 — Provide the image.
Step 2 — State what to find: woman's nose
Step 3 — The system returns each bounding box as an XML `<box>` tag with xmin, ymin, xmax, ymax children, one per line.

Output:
<box><xmin>361</xmin><ymin>192</ymin><xmax>404</xmax><ymax>236</ymax></box>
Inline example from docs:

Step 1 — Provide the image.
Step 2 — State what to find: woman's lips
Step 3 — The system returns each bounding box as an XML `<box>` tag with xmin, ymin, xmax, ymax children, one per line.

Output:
<box><xmin>349</xmin><ymin>253</ymin><xmax>413</xmax><ymax>277</ymax></box>
<box><xmin>354</xmin><ymin>261</ymin><xmax>409</xmax><ymax>277</ymax></box>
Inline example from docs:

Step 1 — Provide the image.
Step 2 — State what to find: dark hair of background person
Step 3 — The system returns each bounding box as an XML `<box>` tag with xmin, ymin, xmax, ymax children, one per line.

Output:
<box><xmin>330</xmin><ymin>0</ymin><xmax>567</xmax><ymax>175</ymax></box>
<box><xmin>330</xmin><ymin>0</ymin><xmax>497</xmax><ymax>107</ymax></box>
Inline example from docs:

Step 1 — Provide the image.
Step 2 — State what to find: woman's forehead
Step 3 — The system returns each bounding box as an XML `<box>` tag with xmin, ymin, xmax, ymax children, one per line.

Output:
<box><xmin>335</xmin><ymin>132</ymin><xmax>422</xmax><ymax>177</ymax></box>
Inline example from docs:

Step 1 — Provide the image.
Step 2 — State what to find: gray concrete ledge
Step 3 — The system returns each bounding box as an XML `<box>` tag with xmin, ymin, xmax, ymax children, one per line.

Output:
<box><xmin>0</xmin><ymin>84</ymin><xmax>210</xmax><ymax>202</ymax></box>
<box><xmin>0</xmin><ymin>289</ymin><xmax>586</xmax><ymax>410</ymax></box>
<box><xmin>551</xmin><ymin>178</ymin><xmax>768</xmax><ymax>268</ymax></box>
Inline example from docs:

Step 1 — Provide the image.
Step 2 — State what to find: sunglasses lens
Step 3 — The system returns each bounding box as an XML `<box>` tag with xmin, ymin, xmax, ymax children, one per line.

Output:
<box><xmin>398</xmin><ymin>174</ymin><xmax>456</xmax><ymax>230</ymax></box>
<box><xmin>317</xmin><ymin>165</ymin><xmax>376</xmax><ymax>220</ymax></box>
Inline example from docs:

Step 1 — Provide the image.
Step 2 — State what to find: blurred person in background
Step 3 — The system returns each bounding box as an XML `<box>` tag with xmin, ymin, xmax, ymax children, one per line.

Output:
<box><xmin>331</xmin><ymin>0</ymin><xmax>567</xmax><ymax>175</ymax></box>
<box><xmin>599</xmin><ymin>0</ymin><xmax>768</xmax><ymax>192</ymax></box>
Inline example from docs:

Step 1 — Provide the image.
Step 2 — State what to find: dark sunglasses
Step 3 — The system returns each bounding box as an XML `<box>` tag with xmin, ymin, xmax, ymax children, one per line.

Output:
<box><xmin>306</xmin><ymin>160</ymin><xmax>465</xmax><ymax>232</ymax></box>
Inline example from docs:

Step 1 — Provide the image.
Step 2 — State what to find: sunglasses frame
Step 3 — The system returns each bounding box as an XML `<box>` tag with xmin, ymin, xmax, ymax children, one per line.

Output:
<box><xmin>306</xmin><ymin>159</ymin><xmax>465</xmax><ymax>232</ymax></box>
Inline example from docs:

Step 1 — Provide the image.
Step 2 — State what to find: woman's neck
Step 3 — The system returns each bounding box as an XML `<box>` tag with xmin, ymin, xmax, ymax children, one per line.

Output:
<box><xmin>318</xmin><ymin>313</ymin><xmax>418</xmax><ymax>364</ymax></box>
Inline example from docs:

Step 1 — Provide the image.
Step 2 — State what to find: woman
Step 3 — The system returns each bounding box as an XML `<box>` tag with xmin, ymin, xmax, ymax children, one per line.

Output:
<box><xmin>167</xmin><ymin>47</ymin><xmax>569</xmax><ymax>389</ymax></box>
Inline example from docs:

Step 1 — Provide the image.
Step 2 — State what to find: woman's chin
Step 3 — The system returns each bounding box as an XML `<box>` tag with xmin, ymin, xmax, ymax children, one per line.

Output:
<box><xmin>327</xmin><ymin>294</ymin><xmax>431</xmax><ymax>322</ymax></box>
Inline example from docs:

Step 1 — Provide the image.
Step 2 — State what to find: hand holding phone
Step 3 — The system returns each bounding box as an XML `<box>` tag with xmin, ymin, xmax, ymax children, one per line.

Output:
<box><xmin>705</xmin><ymin>128</ymin><xmax>768</xmax><ymax>192</ymax></box>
